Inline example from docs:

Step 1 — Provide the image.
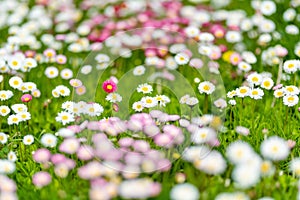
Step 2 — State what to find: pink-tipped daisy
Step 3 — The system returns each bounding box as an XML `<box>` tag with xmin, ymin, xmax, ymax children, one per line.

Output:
<box><xmin>21</xmin><ymin>94</ymin><xmax>32</xmax><ymax>103</ymax></box>
<box><xmin>102</xmin><ymin>80</ymin><xmax>117</xmax><ymax>93</ymax></box>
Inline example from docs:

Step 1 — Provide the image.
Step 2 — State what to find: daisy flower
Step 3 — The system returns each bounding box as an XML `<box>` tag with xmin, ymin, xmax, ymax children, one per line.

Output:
<box><xmin>133</xmin><ymin>65</ymin><xmax>146</xmax><ymax>76</ymax></box>
<box><xmin>284</xmin><ymin>85</ymin><xmax>299</xmax><ymax>95</ymax></box>
<box><xmin>137</xmin><ymin>83</ymin><xmax>153</xmax><ymax>94</ymax></box>
<box><xmin>31</xmin><ymin>89</ymin><xmax>41</xmax><ymax>98</ymax></box>
<box><xmin>283</xmin><ymin>95</ymin><xmax>299</xmax><ymax>107</ymax></box>
<box><xmin>132</xmin><ymin>101</ymin><xmax>144</xmax><ymax>112</ymax></box>
<box><xmin>55</xmin><ymin>85</ymin><xmax>71</xmax><ymax>97</ymax></box>
<box><xmin>226</xmin><ymin>141</ymin><xmax>255</xmax><ymax>164</ymax></box>
<box><xmin>0</xmin><ymin>105</ymin><xmax>10</xmax><ymax>116</ymax></box>
<box><xmin>261</xmin><ymin>77</ymin><xmax>274</xmax><ymax>90</ymax></box>
<box><xmin>227</xmin><ymin>90</ymin><xmax>237</xmax><ymax>98</ymax></box>
<box><xmin>69</xmin><ymin>79</ymin><xmax>83</xmax><ymax>88</ymax></box>
<box><xmin>155</xmin><ymin>95</ymin><xmax>170</xmax><ymax>107</ymax></box>
<box><xmin>8</xmin><ymin>56</ymin><xmax>23</xmax><ymax>70</ymax></box>
<box><xmin>23</xmin><ymin>135</ymin><xmax>34</xmax><ymax>145</ymax></box>
<box><xmin>0</xmin><ymin>132</ymin><xmax>8</xmax><ymax>144</ymax></box>
<box><xmin>260</xmin><ymin>160</ymin><xmax>275</xmax><ymax>177</ymax></box>
<box><xmin>41</xmin><ymin>133</ymin><xmax>58</xmax><ymax>148</ymax></box>
<box><xmin>45</xmin><ymin>66</ymin><xmax>59</xmax><ymax>78</ymax></box>
<box><xmin>17</xmin><ymin>112</ymin><xmax>31</xmax><ymax>121</ymax></box>
<box><xmin>260</xmin><ymin>136</ymin><xmax>290</xmax><ymax>161</ymax></box>
<box><xmin>236</xmin><ymin>86</ymin><xmax>250</xmax><ymax>98</ymax></box>
<box><xmin>238</xmin><ymin>61</ymin><xmax>252</xmax><ymax>72</ymax></box>
<box><xmin>260</xmin><ymin>0</ymin><xmax>276</xmax><ymax>16</ymax></box>
<box><xmin>55</xmin><ymin>111</ymin><xmax>75</xmax><ymax>125</ymax></box>
<box><xmin>85</xmin><ymin>103</ymin><xmax>104</xmax><ymax>116</ymax></box>
<box><xmin>102</xmin><ymin>80</ymin><xmax>117</xmax><ymax>93</ymax></box>
<box><xmin>80</xmin><ymin>65</ymin><xmax>92</xmax><ymax>75</ymax></box>
<box><xmin>106</xmin><ymin>93</ymin><xmax>122</xmax><ymax>103</ymax></box>
<box><xmin>44</xmin><ymin>48</ymin><xmax>56</xmax><ymax>58</ymax></box>
<box><xmin>180</xmin><ymin>94</ymin><xmax>190</xmax><ymax>104</ymax></box>
<box><xmin>225</xmin><ymin>31</ymin><xmax>242</xmax><ymax>43</ymax></box>
<box><xmin>21</xmin><ymin>94</ymin><xmax>32</xmax><ymax>103</ymax></box>
<box><xmin>141</xmin><ymin>96</ymin><xmax>158</xmax><ymax>108</ymax></box>
<box><xmin>247</xmin><ymin>73</ymin><xmax>262</xmax><ymax>86</ymax></box>
<box><xmin>249</xmin><ymin>88</ymin><xmax>264</xmax><ymax>100</ymax></box>
<box><xmin>174</xmin><ymin>53</ymin><xmax>189</xmax><ymax>65</ymax></box>
<box><xmin>8</xmin><ymin>76</ymin><xmax>23</xmax><ymax>89</ymax></box>
<box><xmin>283</xmin><ymin>60</ymin><xmax>300</xmax><ymax>74</ymax></box>
<box><xmin>290</xmin><ymin>158</ymin><xmax>300</xmax><ymax>177</ymax></box>
<box><xmin>60</xmin><ymin>68</ymin><xmax>73</xmax><ymax>80</ymax></box>
<box><xmin>165</xmin><ymin>56</ymin><xmax>178</xmax><ymax>70</ymax></box>
<box><xmin>198</xmin><ymin>81</ymin><xmax>215</xmax><ymax>95</ymax></box>
<box><xmin>7</xmin><ymin>114</ymin><xmax>21</xmax><ymax>125</ymax></box>
<box><xmin>56</xmin><ymin>55</ymin><xmax>67</xmax><ymax>64</ymax></box>
<box><xmin>191</xmin><ymin>127</ymin><xmax>216</xmax><ymax>144</ymax></box>
<box><xmin>7</xmin><ymin>151</ymin><xmax>17</xmax><ymax>162</ymax></box>
<box><xmin>95</xmin><ymin>53</ymin><xmax>110</xmax><ymax>63</ymax></box>
<box><xmin>170</xmin><ymin>183</ymin><xmax>199</xmax><ymax>200</ymax></box>
<box><xmin>184</xmin><ymin>26</ymin><xmax>200</xmax><ymax>38</ymax></box>
<box><xmin>186</xmin><ymin>97</ymin><xmax>199</xmax><ymax>107</ymax></box>
<box><xmin>0</xmin><ymin>90</ymin><xmax>14</xmax><ymax>101</ymax></box>
<box><xmin>273</xmin><ymin>89</ymin><xmax>285</xmax><ymax>98</ymax></box>
<box><xmin>32</xmin><ymin>171</ymin><xmax>52</xmax><ymax>188</ymax></box>
<box><xmin>0</xmin><ymin>160</ymin><xmax>16</xmax><ymax>174</ymax></box>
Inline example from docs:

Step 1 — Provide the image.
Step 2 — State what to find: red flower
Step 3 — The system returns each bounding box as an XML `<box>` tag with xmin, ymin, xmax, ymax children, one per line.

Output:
<box><xmin>102</xmin><ymin>80</ymin><xmax>117</xmax><ymax>93</ymax></box>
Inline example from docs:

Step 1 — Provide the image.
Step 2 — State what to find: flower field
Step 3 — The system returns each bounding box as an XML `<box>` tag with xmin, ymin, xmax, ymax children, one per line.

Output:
<box><xmin>0</xmin><ymin>0</ymin><xmax>300</xmax><ymax>199</ymax></box>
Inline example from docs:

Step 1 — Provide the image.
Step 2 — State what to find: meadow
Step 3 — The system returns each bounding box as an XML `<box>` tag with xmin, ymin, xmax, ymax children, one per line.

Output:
<box><xmin>0</xmin><ymin>0</ymin><xmax>300</xmax><ymax>199</ymax></box>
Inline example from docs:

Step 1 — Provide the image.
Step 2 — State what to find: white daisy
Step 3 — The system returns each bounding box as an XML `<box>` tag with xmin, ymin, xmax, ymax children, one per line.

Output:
<box><xmin>7</xmin><ymin>114</ymin><xmax>21</xmax><ymax>125</ymax></box>
<box><xmin>184</xmin><ymin>26</ymin><xmax>200</xmax><ymax>38</ymax></box>
<box><xmin>132</xmin><ymin>101</ymin><xmax>144</xmax><ymax>112</ymax></box>
<box><xmin>247</xmin><ymin>73</ymin><xmax>262</xmax><ymax>86</ymax></box>
<box><xmin>170</xmin><ymin>183</ymin><xmax>199</xmax><ymax>200</ymax></box>
<box><xmin>283</xmin><ymin>60</ymin><xmax>300</xmax><ymax>74</ymax></box>
<box><xmin>238</xmin><ymin>61</ymin><xmax>252</xmax><ymax>72</ymax></box>
<box><xmin>284</xmin><ymin>85</ymin><xmax>299</xmax><ymax>95</ymax></box>
<box><xmin>56</xmin><ymin>110</ymin><xmax>75</xmax><ymax>124</ymax></box>
<box><xmin>137</xmin><ymin>83</ymin><xmax>153</xmax><ymax>94</ymax></box>
<box><xmin>290</xmin><ymin>158</ymin><xmax>300</xmax><ymax>177</ymax></box>
<box><xmin>273</xmin><ymin>89</ymin><xmax>285</xmax><ymax>98</ymax></box>
<box><xmin>191</xmin><ymin>127</ymin><xmax>216</xmax><ymax>144</ymax></box>
<box><xmin>249</xmin><ymin>88</ymin><xmax>264</xmax><ymax>100</ymax></box>
<box><xmin>174</xmin><ymin>53</ymin><xmax>189</xmax><ymax>65</ymax></box>
<box><xmin>11</xmin><ymin>104</ymin><xmax>27</xmax><ymax>113</ymax></box>
<box><xmin>260</xmin><ymin>77</ymin><xmax>274</xmax><ymax>90</ymax></box>
<box><xmin>85</xmin><ymin>103</ymin><xmax>104</xmax><ymax>116</ymax></box>
<box><xmin>260</xmin><ymin>0</ymin><xmax>276</xmax><ymax>16</ymax></box>
<box><xmin>0</xmin><ymin>160</ymin><xmax>16</xmax><ymax>174</ymax></box>
<box><xmin>0</xmin><ymin>132</ymin><xmax>8</xmax><ymax>144</ymax></box>
<box><xmin>60</xmin><ymin>68</ymin><xmax>73</xmax><ymax>80</ymax></box>
<box><xmin>226</xmin><ymin>141</ymin><xmax>255</xmax><ymax>164</ymax></box>
<box><xmin>283</xmin><ymin>95</ymin><xmax>299</xmax><ymax>107</ymax></box>
<box><xmin>106</xmin><ymin>93</ymin><xmax>122</xmax><ymax>103</ymax></box>
<box><xmin>17</xmin><ymin>112</ymin><xmax>31</xmax><ymax>121</ymax></box>
<box><xmin>133</xmin><ymin>65</ymin><xmax>145</xmax><ymax>76</ymax></box>
<box><xmin>45</xmin><ymin>66</ymin><xmax>59</xmax><ymax>78</ymax></box>
<box><xmin>236</xmin><ymin>86</ymin><xmax>250</xmax><ymax>98</ymax></box>
<box><xmin>8</xmin><ymin>76</ymin><xmax>23</xmax><ymax>89</ymax></box>
<box><xmin>23</xmin><ymin>135</ymin><xmax>34</xmax><ymax>145</ymax></box>
<box><xmin>0</xmin><ymin>105</ymin><xmax>10</xmax><ymax>116</ymax></box>
<box><xmin>141</xmin><ymin>96</ymin><xmax>158</xmax><ymax>108</ymax></box>
<box><xmin>155</xmin><ymin>95</ymin><xmax>171</xmax><ymax>107</ymax></box>
<box><xmin>198</xmin><ymin>81</ymin><xmax>215</xmax><ymax>95</ymax></box>
<box><xmin>260</xmin><ymin>136</ymin><xmax>290</xmax><ymax>161</ymax></box>
<box><xmin>7</xmin><ymin>151</ymin><xmax>17</xmax><ymax>162</ymax></box>
<box><xmin>41</xmin><ymin>133</ymin><xmax>58</xmax><ymax>148</ymax></box>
